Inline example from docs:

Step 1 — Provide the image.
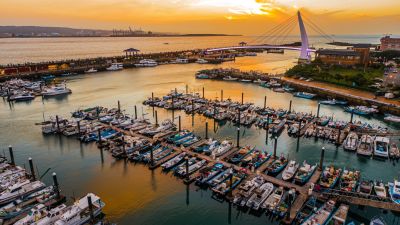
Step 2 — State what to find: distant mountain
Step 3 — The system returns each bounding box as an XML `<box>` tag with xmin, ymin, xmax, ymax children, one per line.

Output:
<box><xmin>0</xmin><ymin>26</ymin><xmax>239</xmax><ymax>38</ymax></box>
<box><xmin>0</xmin><ymin>26</ymin><xmax>111</xmax><ymax>37</ymax></box>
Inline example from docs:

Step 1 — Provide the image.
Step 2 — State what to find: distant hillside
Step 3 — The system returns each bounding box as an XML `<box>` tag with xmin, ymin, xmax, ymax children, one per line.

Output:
<box><xmin>0</xmin><ymin>26</ymin><xmax>240</xmax><ymax>38</ymax></box>
<box><xmin>0</xmin><ymin>26</ymin><xmax>112</xmax><ymax>37</ymax></box>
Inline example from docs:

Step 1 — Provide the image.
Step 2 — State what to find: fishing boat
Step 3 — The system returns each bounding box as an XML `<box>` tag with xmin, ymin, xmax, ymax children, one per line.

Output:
<box><xmin>374</xmin><ymin>136</ymin><xmax>390</xmax><ymax>158</ymax></box>
<box><xmin>0</xmin><ymin>180</ymin><xmax>46</xmax><ymax>205</ymax></box>
<box><xmin>261</xmin><ymin>186</ymin><xmax>284</xmax><ymax>211</ymax></box>
<box><xmin>294</xmin><ymin>92</ymin><xmax>316</xmax><ymax>99</ymax></box>
<box><xmin>282</xmin><ymin>160</ymin><xmax>299</xmax><ymax>181</ymax></box>
<box><xmin>265</xmin><ymin>154</ymin><xmax>288</xmax><ymax>176</ymax></box>
<box><xmin>233</xmin><ymin>176</ymin><xmax>264</xmax><ymax>206</ymax></box>
<box><xmin>207</xmin><ymin>168</ymin><xmax>232</xmax><ymax>187</ymax></box>
<box><xmin>240</xmin><ymin>79</ymin><xmax>252</xmax><ymax>83</ymax></box>
<box><xmin>195</xmin><ymin>163</ymin><xmax>225</xmax><ymax>186</ymax></box>
<box><xmin>388</xmin><ymin>180</ymin><xmax>400</xmax><ymax>204</ymax></box>
<box><xmin>241</xmin><ymin>149</ymin><xmax>271</xmax><ymax>169</ymax></box>
<box><xmin>8</xmin><ymin>92</ymin><xmax>35</xmax><ymax>101</ymax></box>
<box><xmin>294</xmin><ymin>161</ymin><xmax>317</xmax><ymax>185</ymax></box>
<box><xmin>344</xmin><ymin>106</ymin><xmax>378</xmax><ymax>116</ymax></box>
<box><xmin>212</xmin><ymin>140</ymin><xmax>233</xmax><ymax>157</ymax></box>
<box><xmin>161</xmin><ymin>152</ymin><xmax>186</xmax><ymax>170</ymax></box>
<box><xmin>357</xmin><ymin>180</ymin><xmax>373</xmax><ymax>195</ymax></box>
<box><xmin>195</xmin><ymin>139</ymin><xmax>219</xmax><ymax>154</ymax></box>
<box><xmin>301</xmin><ymin>200</ymin><xmax>336</xmax><ymax>225</ymax></box>
<box><xmin>275</xmin><ymin>188</ymin><xmax>296</xmax><ymax>218</ymax></box>
<box><xmin>339</xmin><ymin>169</ymin><xmax>360</xmax><ymax>192</ymax></box>
<box><xmin>389</xmin><ymin>143</ymin><xmax>400</xmax><ymax>159</ymax></box>
<box><xmin>176</xmin><ymin>159</ymin><xmax>207</xmax><ymax>177</ymax></box>
<box><xmin>357</xmin><ymin>135</ymin><xmax>374</xmax><ymax>156</ymax></box>
<box><xmin>212</xmin><ymin>171</ymin><xmax>246</xmax><ymax>195</ymax></box>
<box><xmin>282</xmin><ymin>85</ymin><xmax>295</xmax><ymax>92</ymax></box>
<box><xmin>84</xmin><ymin>68</ymin><xmax>97</xmax><ymax>73</ymax></box>
<box><xmin>270</xmin><ymin>119</ymin><xmax>286</xmax><ymax>134</ymax></box>
<box><xmin>374</xmin><ymin>180</ymin><xmax>387</xmax><ymax>198</ymax></box>
<box><xmin>319</xmin><ymin>166</ymin><xmax>342</xmax><ymax>188</ymax></box>
<box><xmin>327</xmin><ymin>204</ymin><xmax>349</xmax><ymax>225</ymax></box>
<box><xmin>167</xmin><ymin>130</ymin><xmax>192</xmax><ymax>143</ymax></box>
<box><xmin>41</xmin><ymin>84</ymin><xmax>72</xmax><ymax>96</ymax></box>
<box><xmin>229</xmin><ymin>145</ymin><xmax>255</xmax><ymax>164</ymax></box>
<box><xmin>246</xmin><ymin>182</ymin><xmax>274</xmax><ymax>210</ymax></box>
<box><xmin>294</xmin><ymin>197</ymin><xmax>320</xmax><ymax>224</ymax></box>
<box><xmin>54</xmin><ymin>193</ymin><xmax>105</xmax><ymax>225</ymax></box>
<box><xmin>320</xmin><ymin>99</ymin><xmax>348</xmax><ymax>105</ymax></box>
<box><xmin>343</xmin><ymin>132</ymin><xmax>358</xmax><ymax>151</ymax></box>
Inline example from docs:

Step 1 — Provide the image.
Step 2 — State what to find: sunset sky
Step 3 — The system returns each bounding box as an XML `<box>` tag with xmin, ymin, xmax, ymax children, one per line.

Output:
<box><xmin>1</xmin><ymin>0</ymin><xmax>399</xmax><ymax>35</ymax></box>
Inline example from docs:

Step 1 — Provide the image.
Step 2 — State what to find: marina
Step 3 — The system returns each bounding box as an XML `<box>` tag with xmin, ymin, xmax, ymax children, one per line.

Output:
<box><xmin>1</xmin><ymin>37</ymin><xmax>400</xmax><ymax>225</ymax></box>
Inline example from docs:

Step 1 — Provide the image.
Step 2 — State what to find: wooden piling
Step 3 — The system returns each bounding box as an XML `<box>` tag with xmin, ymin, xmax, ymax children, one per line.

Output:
<box><xmin>236</xmin><ymin>128</ymin><xmax>240</xmax><ymax>148</ymax></box>
<box><xmin>274</xmin><ymin>137</ymin><xmax>278</xmax><ymax>158</ymax></box>
<box><xmin>8</xmin><ymin>145</ymin><xmax>15</xmax><ymax>166</ymax></box>
<box><xmin>319</xmin><ymin>147</ymin><xmax>325</xmax><ymax>170</ymax></box>
<box><xmin>28</xmin><ymin>157</ymin><xmax>36</xmax><ymax>181</ymax></box>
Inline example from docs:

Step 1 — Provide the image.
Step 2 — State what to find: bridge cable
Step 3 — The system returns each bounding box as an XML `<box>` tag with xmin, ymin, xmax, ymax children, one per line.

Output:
<box><xmin>248</xmin><ymin>14</ymin><xmax>297</xmax><ymax>45</ymax></box>
<box><xmin>256</xmin><ymin>15</ymin><xmax>297</xmax><ymax>45</ymax></box>
<box><xmin>267</xmin><ymin>16</ymin><xmax>298</xmax><ymax>45</ymax></box>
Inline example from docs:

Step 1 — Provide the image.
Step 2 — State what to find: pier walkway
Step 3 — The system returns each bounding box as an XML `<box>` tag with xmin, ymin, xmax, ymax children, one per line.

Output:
<box><xmin>102</xmin><ymin>122</ymin><xmax>400</xmax><ymax>223</ymax></box>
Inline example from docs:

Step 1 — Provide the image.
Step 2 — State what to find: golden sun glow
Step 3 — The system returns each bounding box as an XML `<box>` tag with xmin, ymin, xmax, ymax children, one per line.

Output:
<box><xmin>190</xmin><ymin>0</ymin><xmax>282</xmax><ymax>15</ymax></box>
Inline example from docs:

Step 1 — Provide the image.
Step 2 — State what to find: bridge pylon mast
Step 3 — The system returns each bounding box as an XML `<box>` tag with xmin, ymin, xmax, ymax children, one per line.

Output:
<box><xmin>297</xmin><ymin>10</ymin><xmax>311</xmax><ymax>63</ymax></box>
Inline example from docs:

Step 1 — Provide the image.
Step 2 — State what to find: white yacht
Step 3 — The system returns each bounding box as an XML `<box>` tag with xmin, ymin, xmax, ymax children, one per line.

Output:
<box><xmin>196</xmin><ymin>58</ymin><xmax>208</xmax><ymax>64</ymax></box>
<box><xmin>282</xmin><ymin>160</ymin><xmax>299</xmax><ymax>181</ymax></box>
<box><xmin>135</xmin><ymin>59</ymin><xmax>158</xmax><ymax>67</ymax></box>
<box><xmin>106</xmin><ymin>62</ymin><xmax>123</xmax><ymax>71</ymax></box>
<box><xmin>0</xmin><ymin>180</ymin><xmax>45</xmax><ymax>205</ymax></box>
<box><xmin>374</xmin><ymin>136</ymin><xmax>390</xmax><ymax>158</ymax></box>
<box><xmin>173</xmin><ymin>58</ymin><xmax>189</xmax><ymax>64</ymax></box>
<box><xmin>36</xmin><ymin>204</ymin><xmax>68</xmax><ymax>225</ymax></box>
<box><xmin>41</xmin><ymin>84</ymin><xmax>72</xmax><ymax>96</ymax></box>
<box><xmin>84</xmin><ymin>68</ymin><xmax>97</xmax><ymax>73</ymax></box>
<box><xmin>54</xmin><ymin>193</ymin><xmax>105</xmax><ymax>225</ymax></box>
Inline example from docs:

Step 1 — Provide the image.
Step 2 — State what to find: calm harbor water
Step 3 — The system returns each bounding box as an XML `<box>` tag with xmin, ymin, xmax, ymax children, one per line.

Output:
<box><xmin>1</xmin><ymin>45</ymin><xmax>400</xmax><ymax>224</ymax></box>
<box><xmin>0</xmin><ymin>35</ymin><xmax>383</xmax><ymax>65</ymax></box>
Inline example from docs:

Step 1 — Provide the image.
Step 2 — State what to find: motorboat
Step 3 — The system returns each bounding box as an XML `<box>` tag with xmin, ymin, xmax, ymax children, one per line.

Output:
<box><xmin>261</xmin><ymin>186</ymin><xmax>284</xmax><ymax>211</ymax></box>
<box><xmin>246</xmin><ymin>182</ymin><xmax>274</xmax><ymax>210</ymax></box>
<box><xmin>282</xmin><ymin>160</ymin><xmax>299</xmax><ymax>181</ymax></box>
<box><xmin>212</xmin><ymin>140</ymin><xmax>232</xmax><ymax>157</ymax></box>
<box><xmin>388</xmin><ymin>180</ymin><xmax>400</xmax><ymax>204</ymax></box>
<box><xmin>343</xmin><ymin>132</ymin><xmax>358</xmax><ymax>151</ymax></box>
<box><xmin>223</xmin><ymin>76</ymin><xmax>238</xmax><ymax>81</ymax></box>
<box><xmin>374</xmin><ymin>180</ymin><xmax>387</xmax><ymax>198</ymax></box>
<box><xmin>106</xmin><ymin>62</ymin><xmax>123</xmax><ymax>71</ymax></box>
<box><xmin>8</xmin><ymin>91</ymin><xmax>35</xmax><ymax>101</ymax></box>
<box><xmin>134</xmin><ymin>59</ymin><xmax>158</xmax><ymax>67</ymax></box>
<box><xmin>374</xmin><ymin>136</ymin><xmax>389</xmax><ymax>158</ymax></box>
<box><xmin>294</xmin><ymin>92</ymin><xmax>316</xmax><ymax>99</ymax></box>
<box><xmin>54</xmin><ymin>193</ymin><xmax>105</xmax><ymax>225</ymax></box>
<box><xmin>319</xmin><ymin>166</ymin><xmax>342</xmax><ymax>188</ymax></box>
<box><xmin>85</xmin><ymin>68</ymin><xmax>97</xmax><ymax>73</ymax></box>
<box><xmin>357</xmin><ymin>135</ymin><xmax>374</xmax><ymax>156</ymax></box>
<box><xmin>294</xmin><ymin>161</ymin><xmax>317</xmax><ymax>185</ymax></box>
<box><xmin>41</xmin><ymin>84</ymin><xmax>72</xmax><ymax>96</ymax></box>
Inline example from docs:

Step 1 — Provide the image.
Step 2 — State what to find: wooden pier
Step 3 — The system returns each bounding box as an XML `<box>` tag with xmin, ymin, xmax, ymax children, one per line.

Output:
<box><xmin>100</xmin><ymin>120</ymin><xmax>400</xmax><ymax>224</ymax></box>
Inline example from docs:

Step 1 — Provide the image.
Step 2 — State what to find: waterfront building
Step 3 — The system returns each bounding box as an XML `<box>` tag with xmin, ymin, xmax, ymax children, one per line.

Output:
<box><xmin>380</xmin><ymin>36</ymin><xmax>400</xmax><ymax>51</ymax></box>
<box><xmin>316</xmin><ymin>49</ymin><xmax>361</xmax><ymax>66</ymax></box>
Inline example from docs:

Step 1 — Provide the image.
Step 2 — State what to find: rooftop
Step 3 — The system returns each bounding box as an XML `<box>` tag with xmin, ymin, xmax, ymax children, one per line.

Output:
<box><xmin>317</xmin><ymin>49</ymin><xmax>360</xmax><ymax>56</ymax></box>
